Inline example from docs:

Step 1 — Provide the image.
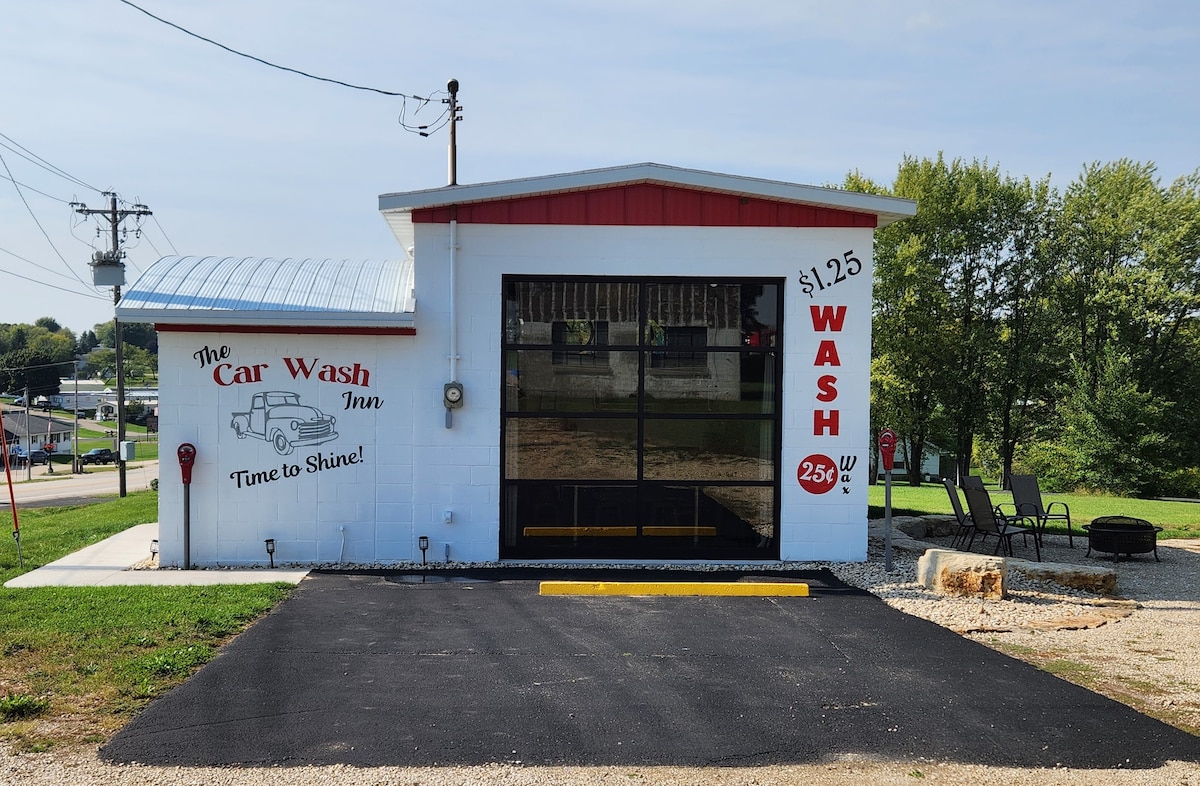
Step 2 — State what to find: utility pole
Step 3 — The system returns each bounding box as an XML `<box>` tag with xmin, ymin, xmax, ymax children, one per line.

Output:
<box><xmin>73</xmin><ymin>193</ymin><xmax>151</xmax><ymax>498</ymax></box>
<box><xmin>446</xmin><ymin>78</ymin><xmax>461</xmax><ymax>186</ymax></box>
<box><xmin>23</xmin><ymin>387</ymin><xmax>31</xmax><ymax>482</ymax></box>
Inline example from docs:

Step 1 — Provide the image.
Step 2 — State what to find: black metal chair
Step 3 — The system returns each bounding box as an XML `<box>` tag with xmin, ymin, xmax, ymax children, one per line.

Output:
<box><xmin>941</xmin><ymin>478</ymin><xmax>975</xmax><ymax>550</ymax></box>
<box><xmin>1010</xmin><ymin>474</ymin><xmax>1074</xmax><ymax>547</ymax></box>
<box><xmin>964</xmin><ymin>486</ymin><xmax>1040</xmax><ymax>562</ymax></box>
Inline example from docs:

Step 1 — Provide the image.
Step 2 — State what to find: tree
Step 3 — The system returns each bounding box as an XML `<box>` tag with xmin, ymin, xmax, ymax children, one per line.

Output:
<box><xmin>850</xmin><ymin>155</ymin><xmax>1046</xmax><ymax>484</ymax></box>
<box><xmin>94</xmin><ymin>320</ymin><xmax>158</xmax><ymax>354</ymax></box>
<box><xmin>1044</xmin><ymin>160</ymin><xmax>1200</xmax><ymax>493</ymax></box>
<box><xmin>0</xmin><ymin>348</ymin><xmax>64</xmax><ymax>397</ymax></box>
<box><xmin>1056</xmin><ymin>349</ymin><xmax>1172</xmax><ymax>496</ymax></box>
<box><xmin>847</xmin><ymin>169</ymin><xmax>947</xmax><ymax>484</ymax></box>
<box><xmin>984</xmin><ymin>175</ymin><xmax>1060</xmax><ymax>484</ymax></box>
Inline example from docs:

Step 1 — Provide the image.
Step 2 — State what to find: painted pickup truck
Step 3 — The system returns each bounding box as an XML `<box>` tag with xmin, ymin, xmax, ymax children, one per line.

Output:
<box><xmin>230</xmin><ymin>391</ymin><xmax>338</xmax><ymax>455</ymax></box>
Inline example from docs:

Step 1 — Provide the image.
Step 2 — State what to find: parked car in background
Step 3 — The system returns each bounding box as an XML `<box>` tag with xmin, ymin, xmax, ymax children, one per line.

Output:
<box><xmin>80</xmin><ymin>448</ymin><xmax>115</xmax><ymax>465</ymax></box>
<box><xmin>27</xmin><ymin>450</ymin><xmax>49</xmax><ymax>466</ymax></box>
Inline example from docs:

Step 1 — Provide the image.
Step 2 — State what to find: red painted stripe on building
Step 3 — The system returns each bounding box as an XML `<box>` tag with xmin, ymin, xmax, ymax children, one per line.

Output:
<box><xmin>155</xmin><ymin>324</ymin><xmax>416</xmax><ymax>336</ymax></box>
<box><xmin>411</xmin><ymin>184</ymin><xmax>877</xmax><ymax>228</ymax></box>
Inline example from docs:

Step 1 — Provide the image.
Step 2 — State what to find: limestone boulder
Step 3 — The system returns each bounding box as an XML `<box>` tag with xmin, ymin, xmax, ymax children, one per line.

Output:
<box><xmin>917</xmin><ymin>548</ymin><xmax>1007</xmax><ymax>599</ymax></box>
<box><xmin>1008</xmin><ymin>558</ymin><xmax>1117</xmax><ymax>595</ymax></box>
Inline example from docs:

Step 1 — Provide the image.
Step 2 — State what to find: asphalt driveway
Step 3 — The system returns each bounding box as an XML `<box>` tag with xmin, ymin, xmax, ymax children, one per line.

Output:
<box><xmin>101</xmin><ymin>568</ymin><xmax>1200</xmax><ymax>769</ymax></box>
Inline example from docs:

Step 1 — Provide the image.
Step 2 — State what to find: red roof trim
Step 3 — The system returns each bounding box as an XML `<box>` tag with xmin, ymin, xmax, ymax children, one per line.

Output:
<box><xmin>155</xmin><ymin>324</ymin><xmax>416</xmax><ymax>336</ymax></box>
<box><xmin>411</xmin><ymin>183</ymin><xmax>876</xmax><ymax>228</ymax></box>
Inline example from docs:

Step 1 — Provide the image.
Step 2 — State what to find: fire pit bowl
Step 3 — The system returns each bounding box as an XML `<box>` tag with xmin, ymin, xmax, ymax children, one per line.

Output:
<box><xmin>1082</xmin><ymin>516</ymin><xmax>1162</xmax><ymax>563</ymax></box>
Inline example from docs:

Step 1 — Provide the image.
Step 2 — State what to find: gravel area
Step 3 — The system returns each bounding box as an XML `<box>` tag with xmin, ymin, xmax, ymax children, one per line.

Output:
<box><xmin>5</xmin><ymin>531</ymin><xmax>1200</xmax><ymax>785</ymax></box>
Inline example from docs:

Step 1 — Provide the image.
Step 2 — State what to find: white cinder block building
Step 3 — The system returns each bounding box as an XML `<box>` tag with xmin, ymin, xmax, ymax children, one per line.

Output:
<box><xmin>117</xmin><ymin>163</ymin><xmax>915</xmax><ymax>567</ymax></box>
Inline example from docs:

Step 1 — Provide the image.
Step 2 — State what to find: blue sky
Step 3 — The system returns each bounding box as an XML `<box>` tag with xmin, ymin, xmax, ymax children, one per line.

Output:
<box><xmin>2</xmin><ymin>0</ymin><xmax>1198</xmax><ymax>334</ymax></box>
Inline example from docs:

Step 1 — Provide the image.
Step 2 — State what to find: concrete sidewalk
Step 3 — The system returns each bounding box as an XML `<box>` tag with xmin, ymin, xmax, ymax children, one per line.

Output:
<box><xmin>3</xmin><ymin>522</ymin><xmax>310</xmax><ymax>588</ymax></box>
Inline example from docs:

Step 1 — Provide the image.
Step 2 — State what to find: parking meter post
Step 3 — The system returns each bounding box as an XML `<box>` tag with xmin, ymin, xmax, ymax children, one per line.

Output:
<box><xmin>878</xmin><ymin>429</ymin><xmax>898</xmax><ymax>572</ymax></box>
<box><xmin>884</xmin><ymin>468</ymin><xmax>893</xmax><ymax>572</ymax></box>
<box><xmin>177</xmin><ymin>444</ymin><xmax>196</xmax><ymax>570</ymax></box>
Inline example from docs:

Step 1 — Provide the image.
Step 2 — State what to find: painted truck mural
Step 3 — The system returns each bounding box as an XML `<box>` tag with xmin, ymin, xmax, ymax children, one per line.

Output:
<box><xmin>230</xmin><ymin>391</ymin><xmax>338</xmax><ymax>455</ymax></box>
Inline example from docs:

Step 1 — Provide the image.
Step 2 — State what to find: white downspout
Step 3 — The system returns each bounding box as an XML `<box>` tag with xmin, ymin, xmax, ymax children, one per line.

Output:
<box><xmin>446</xmin><ymin>218</ymin><xmax>459</xmax><ymax>429</ymax></box>
<box><xmin>449</xmin><ymin>218</ymin><xmax>458</xmax><ymax>382</ymax></box>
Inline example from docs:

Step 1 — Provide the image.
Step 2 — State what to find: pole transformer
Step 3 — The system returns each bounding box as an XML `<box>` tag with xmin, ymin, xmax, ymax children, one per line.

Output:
<box><xmin>73</xmin><ymin>193</ymin><xmax>151</xmax><ymax>497</ymax></box>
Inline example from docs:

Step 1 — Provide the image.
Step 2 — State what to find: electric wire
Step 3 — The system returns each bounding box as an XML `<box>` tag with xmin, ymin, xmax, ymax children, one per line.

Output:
<box><xmin>117</xmin><ymin>0</ymin><xmax>422</xmax><ymax>98</ymax></box>
<box><xmin>150</xmin><ymin>215</ymin><xmax>178</xmax><ymax>254</ymax></box>
<box><xmin>139</xmin><ymin>232</ymin><xmax>163</xmax><ymax>259</ymax></box>
<box><xmin>0</xmin><ymin>133</ymin><xmax>100</xmax><ymax>193</ymax></box>
<box><xmin>114</xmin><ymin>0</ymin><xmax>448</xmax><ymax>136</ymax></box>
<box><xmin>0</xmin><ymin>265</ymin><xmax>109</xmax><ymax>301</ymax></box>
<box><xmin>0</xmin><ymin>151</ymin><xmax>89</xmax><ymax>287</ymax></box>
<box><xmin>0</xmin><ymin>358</ymin><xmax>82</xmax><ymax>374</ymax></box>
<box><xmin>0</xmin><ymin>172</ymin><xmax>71</xmax><ymax>203</ymax></box>
<box><xmin>0</xmin><ymin>244</ymin><xmax>94</xmax><ymax>284</ymax></box>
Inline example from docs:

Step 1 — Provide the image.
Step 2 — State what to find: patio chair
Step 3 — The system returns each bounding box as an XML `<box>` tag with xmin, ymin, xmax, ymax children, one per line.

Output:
<box><xmin>963</xmin><ymin>486</ymin><xmax>1041</xmax><ymax>562</ymax></box>
<box><xmin>1010</xmin><ymin>474</ymin><xmax>1074</xmax><ymax>548</ymax></box>
<box><xmin>941</xmin><ymin>478</ymin><xmax>975</xmax><ymax>550</ymax></box>
<box><xmin>960</xmin><ymin>475</ymin><xmax>985</xmax><ymax>490</ymax></box>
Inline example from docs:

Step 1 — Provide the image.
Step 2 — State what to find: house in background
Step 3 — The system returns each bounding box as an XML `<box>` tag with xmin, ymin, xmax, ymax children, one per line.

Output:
<box><xmin>117</xmin><ymin>163</ymin><xmax>915</xmax><ymax>568</ymax></box>
<box><xmin>876</xmin><ymin>439</ymin><xmax>954</xmax><ymax>482</ymax></box>
<box><xmin>2</xmin><ymin>410</ymin><xmax>74</xmax><ymax>459</ymax></box>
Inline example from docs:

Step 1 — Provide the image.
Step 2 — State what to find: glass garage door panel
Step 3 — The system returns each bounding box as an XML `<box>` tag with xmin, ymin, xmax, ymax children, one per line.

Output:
<box><xmin>642</xmin><ymin>420</ymin><xmax>775</xmax><ymax>481</ymax></box>
<box><xmin>504</xmin><ymin>418</ymin><xmax>637</xmax><ymax>480</ymax></box>
<box><xmin>504</xmin><ymin>350</ymin><xmax>640</xmax><ymax>414</ymax></box>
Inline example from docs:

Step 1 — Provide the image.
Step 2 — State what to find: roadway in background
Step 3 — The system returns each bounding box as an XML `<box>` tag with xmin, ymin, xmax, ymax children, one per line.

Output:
<box><xmin>1</xmin><ymin>460</ymin><xmax>159</xmax><ymax>508</ymax></box>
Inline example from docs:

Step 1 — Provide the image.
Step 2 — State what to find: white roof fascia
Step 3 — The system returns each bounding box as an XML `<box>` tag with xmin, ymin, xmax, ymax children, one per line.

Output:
<box><xmin>378</xmin><ymin>162</ymin><xmax>917</xmax><ymax>227</ymax></box>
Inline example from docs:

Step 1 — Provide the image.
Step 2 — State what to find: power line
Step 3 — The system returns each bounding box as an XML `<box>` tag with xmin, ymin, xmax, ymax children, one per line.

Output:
<box><xmin>0</xmin><ymin>133</ymin><xmax>100</xmax><ymax>193</ymax></box>
<box><xmin>0</xmin><ymin>172</ymin><xmax>71</xmax><ymax>203</ymax></box>
<box><xmin>0</xmin><ymin>265</ymin><xmax>109</xmax><ymax>301</ymax></box>
<box><xmin>150</xmin><ymin>214</ymin><xmax>178</xmax><ymax>255</ymax></box>
<box><xmin>0</xmin><ymin>243</ymin><xmax>94</xmax><ymax>284</ymax></box>
<box><xmin>0</xmin><ymin>151</ymin><xmax>89</xmax><ymax>287</ymax></box>
<box><xmin>0</xmin><ymin>359</ymin><xmax>80</xmax><ymax>375</ymax></box>
<box><xmin>117</xmin><ymin>0</ymin><xmax>426</xmax><ymax>98</ymax></box>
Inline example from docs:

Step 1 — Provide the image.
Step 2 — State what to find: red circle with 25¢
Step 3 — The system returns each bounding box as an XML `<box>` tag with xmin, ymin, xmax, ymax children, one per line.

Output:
<box><xmin>797</xmin><ymin>454</ymin><xmax>838</xmax><ymax>495</ymax></box>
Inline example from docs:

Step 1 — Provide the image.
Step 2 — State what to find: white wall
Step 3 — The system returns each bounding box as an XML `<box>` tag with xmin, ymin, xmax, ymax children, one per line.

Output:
<box><xmin>419</xmin><ymin>223</ymin><xmax>874</xmax><ymax>563</ymax></box>
<box><xmin>157</xmin><ymin>332</ymin><xmax>420</xmax><ymax>566</ymax></box>
<box><xmin>157</xmin><ymin>221</ymin><xmax>874</xmax><ymax>565</ymax></box>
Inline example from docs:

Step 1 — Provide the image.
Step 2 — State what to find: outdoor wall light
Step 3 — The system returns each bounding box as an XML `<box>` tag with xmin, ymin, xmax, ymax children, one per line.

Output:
<box><xmin>150</xmin><ymin>539</ymin><xmax>159</xmax><ymax>558</ymax></box>
<box><xmin>418</xmin><ymin>535</ymin><xmax>430</xmax><ymax>566</ymax></box>
<box><xmin>264</xmin><ymin>538</ymin><xmax>276</xmax><ymax>568</ymax></box>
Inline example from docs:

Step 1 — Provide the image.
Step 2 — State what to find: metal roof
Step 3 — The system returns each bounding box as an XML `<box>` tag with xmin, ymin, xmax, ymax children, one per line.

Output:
<box><xmin>379</xmin><ymin>162</ymin><xmax>918</xmax><ymax>228</ymax></box>
<box><xmin>115</xmin><ymin>257</ymin><xmax>416</xmax><ymax>328</ymax></box>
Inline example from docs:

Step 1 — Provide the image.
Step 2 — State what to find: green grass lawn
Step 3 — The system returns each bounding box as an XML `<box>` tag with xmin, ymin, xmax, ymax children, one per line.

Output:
<box><xmin>868</xmin><ymin>481</ymin><xmax>1200</xmax><ymax>539</ymax></box>
<box><xmin>0</xmin><ymin>491</ymin><xmax>291</xmax><ymax>750</ymax></box>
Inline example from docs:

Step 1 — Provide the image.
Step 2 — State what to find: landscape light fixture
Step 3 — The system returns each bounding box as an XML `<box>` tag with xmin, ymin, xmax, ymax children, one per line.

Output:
<box><xmin>418</xmin><ymin>536</ymin><xmax>430</xmax><ymax>566</ymax></box>
<box><xmin>150</xmin><ymin>539</ymin><xmax>159</xmax><ymax>558</ymax></box>
<box><xmin>264</xmin><ymin>538</ymin><xmax>276</xmax><ymax>568</ymax></box>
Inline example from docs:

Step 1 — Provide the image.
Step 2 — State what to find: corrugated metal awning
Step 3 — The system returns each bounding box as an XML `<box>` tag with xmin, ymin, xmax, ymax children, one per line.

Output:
<box><xmin>115</xmin><ymin>257</ymin><xmax>416</xmax><ymax>330</ymax></box>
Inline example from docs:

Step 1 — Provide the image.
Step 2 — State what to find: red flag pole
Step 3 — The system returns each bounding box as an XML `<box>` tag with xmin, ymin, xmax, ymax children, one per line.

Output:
<box><xmin>0</xmin><ymin>407</ymin><xmax>22</xmax><ymax>568</ymax></box>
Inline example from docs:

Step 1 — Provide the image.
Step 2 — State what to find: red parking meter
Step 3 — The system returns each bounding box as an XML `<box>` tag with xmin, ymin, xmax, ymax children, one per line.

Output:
<box><xmin>177</xmin><ymin>443</ymin><xmax>196</xmax><ymax>569</ymax></box>
<box><xmin>878</xmin><ymin>429</ymin><xmax>897</xmax><ymax>473</ymax></box>
<box><xmin>177</xmin><ymin>443</ymin><xmax>197</xmax><ymax>485</ymax></box>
